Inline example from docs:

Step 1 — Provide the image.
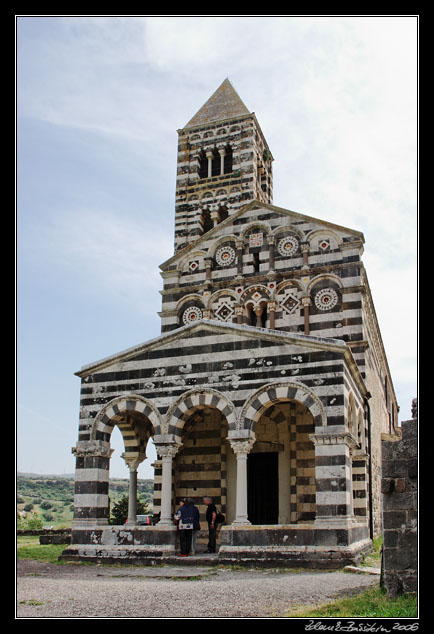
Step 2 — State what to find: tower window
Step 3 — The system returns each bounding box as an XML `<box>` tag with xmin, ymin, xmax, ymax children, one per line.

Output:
<box><xmin>211</xmin><ymin>151</ymin><xmax>220</xmax><ymax>177</ymax></box>
<box><xmin>201</xmin><ymin>210</ymin><xmax>213</xmax><ymax>233</ymax></box>
<box><xmin>224</xmin><ymin>145</ymin><xmax>233</xmax><ymax>174</ymax></box>
<box><xmin>199</xmin><ymin>151</ymin><xmax>208</xmax><ymax>179</ymax></box>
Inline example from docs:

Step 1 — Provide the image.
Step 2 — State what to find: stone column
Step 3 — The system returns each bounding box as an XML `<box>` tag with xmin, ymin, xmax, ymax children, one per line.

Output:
<box><xmin>229</xmin><ymin>435</ymin><xmax>255</xmax><ymax>525</ymax></box>
<box><xmin>301</xmin><ymin>243</ymin><xmax>310</xmax><ymax>270</ymax></box>
<box><xmin>268</xmin><ymin>236</ymin><xmax>275</xmax><ymax>272</ymax></box>
<box><xmin>253</xmin><ymin>305</ymin><xmax>263</xmax><ymax>327</ymax></box>
<box><xmin>235</xmin><ymin>305</ymin><xmax>244</xmax><ymax>325</ymax></box>
<box><xmin>218</xmin><ymin>147</ymin><xmax>226</xmax><ymax>175</ymax></box>
<box><xmin>236</xmin><ymin>240</ymin><xmax>243</xmax><ymax>277</ymax></box>
<box><xmin>155</xmin><ymin>443</ymin><xmax>181</xmax><ymax>525</ymax></box>
<box><xmin>122</xmin><ymin>456</ymin><xmax>142</xmax><ymax>526</ymax></box>
<box><xmin>205</xmin><ymin>257</ymin><xmax>212</xmax><ymax>281</ymax></box>
<box><xmin>302</xmin><ymin>297</ymin><xmax>311</xmax><ymax>335</ymax></box>
<box><xmin>206</xmin><ymin>151</ymin><xmax>213</xmax><ymax>178</ymax></box>
<box><xmin>71</xmin><ymin>441</ymin><xmax>114</xmax><ymax>527</ymax></box>
<box><xmin>268</xmin><ymin>301</ymin><xmax>276</xmax><ymax>330</ymax></box>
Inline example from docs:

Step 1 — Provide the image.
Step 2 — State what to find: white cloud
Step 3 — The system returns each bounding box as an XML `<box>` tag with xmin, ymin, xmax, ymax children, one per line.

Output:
<box><xmin>45</xmin><ymin>205</ymin><xmax>172</xmax><ymax>315</ymax></box>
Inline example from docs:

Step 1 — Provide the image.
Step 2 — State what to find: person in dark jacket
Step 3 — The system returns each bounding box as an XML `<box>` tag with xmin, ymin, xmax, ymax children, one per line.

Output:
<box><xmin>203</xmin><ymin>496</ymin><xmax>217</xmax><ymax>553</ymax></box>
<box><xmin>189</xmin><ymin>498</ymin><xmax>200</xmax><ymax>554</ymax></box>
<box><xmin>174</xmin><ymin>498</ymin><xmax>195</xmax><ymax>556</ymax></box>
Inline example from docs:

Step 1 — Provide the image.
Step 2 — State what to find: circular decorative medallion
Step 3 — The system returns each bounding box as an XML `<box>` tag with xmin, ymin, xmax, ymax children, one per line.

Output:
<box><xmin>314</xmin><ymin>288</ymin><xmax>338</xmax><ymax>311</ymax></box>
<box><xmin>182</xmin><ymin>306</ymin><xmax>203</xmax><ymax>324</ymax></box>
<box><xmin>216</xmin><ymin>245</ymin><xmax>236</xmax><ymax>267</ymax></box>
<box><xmin>277</xmin><ymin>236</ymin><xmax>298</xmax><ymax>257</ymax></box>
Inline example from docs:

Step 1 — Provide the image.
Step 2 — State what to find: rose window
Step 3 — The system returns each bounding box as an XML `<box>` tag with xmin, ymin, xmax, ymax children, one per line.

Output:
<box><xmin>277</xmin><ymin>236</ymin><xmax>299</xmax><ymax>257</ymax></box>
<box><xmin>314</xmin><ymin>288</ymin><xmax>338</xmax><ymax>311</ymax></box>
<box><xmin>216</xmin><ymin>245</ymin><xmax>236</xmax><ymax>267</ymax></box>
<box><xmin>182</xmin><ymin>306</ymin><xmax>203</xmax><ymax>325</ymax></box>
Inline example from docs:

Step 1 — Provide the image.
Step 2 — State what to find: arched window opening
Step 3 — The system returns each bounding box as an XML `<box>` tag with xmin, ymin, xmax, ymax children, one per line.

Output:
<box><xmin>201</xmin><ymin>209</ymin><xmax>213</xmax><ymax>234</ymax></box>
<box><xmin>218</xmin><ymin>206</ymin><xmax>228</xmax><ymax>223</ymax></box>
<box><xmin>224</xmin><ymin>145</ymin><xmax>233</xmax><ymax>174</ymax></box>
<box><xmin>211</xmin><ymin>150</ymin><xmax>220</xmax><ymax>177</ymax></box>
<box><xmin>199</xmin><ymin>151</ymin><xmax>208</xmax><ymax>179</ymax></box>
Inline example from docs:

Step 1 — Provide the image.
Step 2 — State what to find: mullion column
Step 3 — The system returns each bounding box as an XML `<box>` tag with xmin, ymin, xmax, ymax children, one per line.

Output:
<box><xmin>229</xmin><ymin>434</ymin><xmax>255</xmax><ymax>525</ymax></box>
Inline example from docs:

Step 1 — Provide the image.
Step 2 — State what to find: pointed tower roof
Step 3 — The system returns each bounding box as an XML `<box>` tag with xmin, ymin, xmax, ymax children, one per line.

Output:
<box><xmin>184</xmin><ymin>78</ymin><xmax>251</xmax><ymax>128</ymax></box>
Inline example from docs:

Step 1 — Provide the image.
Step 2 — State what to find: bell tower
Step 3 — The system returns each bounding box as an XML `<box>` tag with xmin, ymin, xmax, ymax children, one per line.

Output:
<box><xmin>174</xmin><ymin>78</ymin><xmax>273</xmax><ymax>252</ymax></box>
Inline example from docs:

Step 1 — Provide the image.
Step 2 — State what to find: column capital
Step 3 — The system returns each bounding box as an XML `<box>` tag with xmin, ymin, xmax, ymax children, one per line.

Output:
<box><xmin>121</xmin><ymin>454</ymin><xmax>144</xmax><ymax>472</ymax></box>
<box><xmin>154</xmin><ymin>438</ymin><xmax>182</xmax><ymax>459</ymax></box>
<box><xmin>309</xmin><ymin>431</ymin><xmax>358</xmax><ymax>450</ymax></box>
<box><xmin>72</xmin><ymin>441</ymin><xmax>114</xmax><ymax>459</ymax></box>
<box><xmin>228</xmin><ymin>432</ymin><xmax>256</xmax><ymax>455</ymax></box>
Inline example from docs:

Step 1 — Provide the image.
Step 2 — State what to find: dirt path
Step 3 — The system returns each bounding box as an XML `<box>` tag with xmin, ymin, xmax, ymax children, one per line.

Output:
<box><xmin>17</xmin><ymin>559</ymin><xmax>379</xmax><ymax>619</ymax></box>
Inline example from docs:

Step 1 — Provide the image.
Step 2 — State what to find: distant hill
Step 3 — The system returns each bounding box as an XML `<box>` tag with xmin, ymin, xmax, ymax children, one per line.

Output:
<box><xmin>17</xmin><ymin>473</ymin><xmax>154</xmax><ymax>529</ymax></box>
<box><xmin>17</xmin><ymin>472</ymin><xmax>75</xmax><ymax>479</ymax></box>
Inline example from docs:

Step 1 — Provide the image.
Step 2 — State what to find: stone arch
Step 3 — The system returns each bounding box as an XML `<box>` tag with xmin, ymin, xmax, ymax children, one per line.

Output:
<box><xmin>272</xmin><ymin>224</ymin><xmax>305</xmax><ymax>242</ymax></box>
<box><xmin>91</xmin><ymin>395</ymin><xmax>162</xmax><ymax>450</ymax></box>
<box><xmin>308</xmin><ymin>229</ymin><xmax>342</xmax><ymax>252</ymax></box>
<box><xmin>240</xmin><ymin>381</ymin><xmax>326</xmax><ymax>431</ymax></box>
<box><xmin>166</xmin><ymin>388</ymin><xmax>237</xmax><ymax>441</ymax></box>
<box><xmin>178</xmin><ymin>250</ymin><xmax>206</xmax><ymax>274</ymax></box>
<box><xmin>307</xmin><ymin>273</ymin><xmax>343</xmax><ymax>294</ymax></box>
<box><xmin>239</xmin><ymin>220</ymin><xmax>272</xmax><ymax>244</ymax></box>
<box><xmin>274</xmin><ymin>279</ymin><xmax>306</xmax><ymax>297</ymax></box>
<box><xmin>207</xmin><ymin>234</ymin><xmax>238</xmax><ymax>260</ymax></box>
<box><xmin>175</xmin><ymin>294</ymin><xmax>206</xmax><ymax>326</ymax></box>
<box><xmin>207</xmin><ymin>288</ymin><xmax>239</xmax><ymax>309</ymax></box>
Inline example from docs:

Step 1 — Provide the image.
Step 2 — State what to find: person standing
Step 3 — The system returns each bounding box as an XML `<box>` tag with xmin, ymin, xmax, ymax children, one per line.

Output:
<box><xmin>189</xmin><ymin>498</ymin><xmax>200</xmax><ymax>555</ymax></box>
<box><xmin>174</xmin><ymin>498</ymin><xmax>195</xmax><ymax>556</ymax></box>
<box><xmin>203</xmin><ymin>496</ymin><xmax>217</xmax><ymax>553</ymax></box>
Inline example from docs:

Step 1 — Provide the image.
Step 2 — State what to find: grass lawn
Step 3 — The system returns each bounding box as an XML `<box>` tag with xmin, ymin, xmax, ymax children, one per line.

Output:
<box><xmin>17</xmin><ymin>535</ymin><xmax>66</xmax><ymax>564</ymax></box>
<box><xmin>284</xmin><ymin>585</ymin><xmax>417</xmax><ymax>618</ymax></box>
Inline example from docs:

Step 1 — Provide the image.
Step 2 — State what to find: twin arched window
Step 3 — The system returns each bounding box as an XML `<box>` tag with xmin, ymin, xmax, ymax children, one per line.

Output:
<box><xmin>199</xmin><ymin>145</ymin><xmax>233</xmax><ymax>179</ymax></box>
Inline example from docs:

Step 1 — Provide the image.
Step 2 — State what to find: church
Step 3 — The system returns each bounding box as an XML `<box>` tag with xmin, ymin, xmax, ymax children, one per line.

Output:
<box><xmin>62</xmin><ymin>79</ymin><xmax>399</xmax><ymax>567</ymax></box>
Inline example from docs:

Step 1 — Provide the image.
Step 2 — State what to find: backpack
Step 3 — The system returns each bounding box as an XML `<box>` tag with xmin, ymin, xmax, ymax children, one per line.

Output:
<box><xmin>216</xmin><ymin>510</ymin><xmax>225</xmax><ymax>524</ymax></box>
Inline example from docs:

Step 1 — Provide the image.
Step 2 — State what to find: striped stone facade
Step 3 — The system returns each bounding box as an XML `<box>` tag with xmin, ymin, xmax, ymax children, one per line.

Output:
<box><xmin>64</xmin><ymin>80</ymin><xmax>399</xmax><ymax>565</ymax></box>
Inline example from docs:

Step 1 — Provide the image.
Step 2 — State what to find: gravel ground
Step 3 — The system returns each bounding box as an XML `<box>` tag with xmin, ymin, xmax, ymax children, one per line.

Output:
<box><xmin>17</xmin><ymin>559</ymin><xmax>379</xmax><ymax>619</ymax></box>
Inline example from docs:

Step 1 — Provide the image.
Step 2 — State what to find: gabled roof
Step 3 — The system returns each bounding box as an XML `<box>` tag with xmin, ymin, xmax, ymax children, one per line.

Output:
<box><xmin>74</xmin><ymin>319</ymin><xmax>367</xmax><ymax>396</ymax></box>
<box><xmin>184</xmin><ymin>78</ymin><xmax>251</xmax><ymax>128</ymax></box>
<box><xmin>161</xmin><ymin>200</ymin><xmax>365</xmax><ymax>270</ymax></box>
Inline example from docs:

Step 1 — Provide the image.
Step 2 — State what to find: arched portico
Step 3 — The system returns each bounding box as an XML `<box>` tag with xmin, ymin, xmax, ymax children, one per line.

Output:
<box><xmin>72</xmin><ymin>395</ymin><xmax>160</xmax><ymax>527</ymax></box>
<box><xmin>154</xmin><ymin>388</ymin><xmax>237</xmax><ymax>526</ymax></box>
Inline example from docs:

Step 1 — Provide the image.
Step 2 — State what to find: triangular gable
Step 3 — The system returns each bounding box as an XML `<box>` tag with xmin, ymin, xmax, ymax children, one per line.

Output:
<box><xmin>160</xmin><ymin>199</ymin><xmax>365</xmax><ymax>270</ymax></box>
<box><xmin>76</xmin><ymin>319</ymin><xmax>347</xmax><ymax>376</ymax></box>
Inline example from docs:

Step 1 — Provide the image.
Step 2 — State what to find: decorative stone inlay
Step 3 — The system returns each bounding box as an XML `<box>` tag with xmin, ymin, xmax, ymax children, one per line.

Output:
<box><xmin>216</xmin><ymin>245</ymin><xmax>236</xmax><ymax>267</ymax></box>
<box><xmin>318</xmin><ymin>238</ymin><xmax>330</xmax><ymax>251</ymax></box>
<box><xmin>249</xmin><ymin>233</ymin><xmax>263</xmax><ymax>247</ymax></box>
<box><xmin>182</xmin><ymin>306</ymin><xmax>203</xmax><ymax>324</ymax></box>
<box><xmin>281</xmin><ymin>292</ymin><xmax>300</xmax><ymax>315</ymax></box>
<box><xmin>314</xmin><ymin>288</ymin><xmax>338</xmax><ymax>311</ymax></box>
<box><xmin>215</xmin><ymin>301</ymin><xmax>235</xmax><ymax>322</ymax></box>
<box><xmin>277</xmin><ymin>235</ymin><xmax>298</xmax><ymax>257</ymax></box>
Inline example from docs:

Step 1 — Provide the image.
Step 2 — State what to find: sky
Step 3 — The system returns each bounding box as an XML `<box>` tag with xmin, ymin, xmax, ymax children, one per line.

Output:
<box><xmin>16</xmin><ymin>15</ymin><xmax>418</xmax><ymax>480</ymax></box>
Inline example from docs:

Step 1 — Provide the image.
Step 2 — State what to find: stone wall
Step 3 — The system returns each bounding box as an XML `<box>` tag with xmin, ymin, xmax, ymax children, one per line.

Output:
<box><xmin>381</xmin><ymin>398</ymin><xmax>417</xmax><ymax>595</ymax></box>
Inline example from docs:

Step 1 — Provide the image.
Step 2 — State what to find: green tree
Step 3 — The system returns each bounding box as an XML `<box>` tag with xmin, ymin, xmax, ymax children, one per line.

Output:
<box><xmin>17</xmin><ymin>511</ymin><xmax>43</xmax><ymax>530</ymax></box>
<box><xmin>109</xmin><ymin>494</ymin><xmax>150</xmax><ymax>525</ymax></box>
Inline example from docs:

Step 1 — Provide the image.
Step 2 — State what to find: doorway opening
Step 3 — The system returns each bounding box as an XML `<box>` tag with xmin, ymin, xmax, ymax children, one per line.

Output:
<box><xmin>247</xmin><ymin>452</ymin><xmax>278</xmax><ymax>524</ymax></box>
